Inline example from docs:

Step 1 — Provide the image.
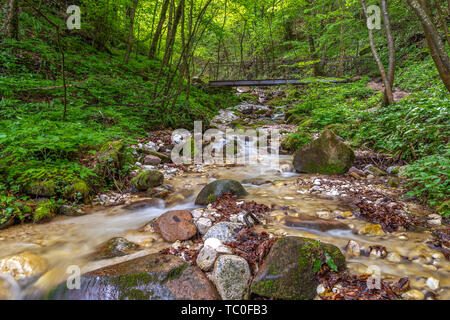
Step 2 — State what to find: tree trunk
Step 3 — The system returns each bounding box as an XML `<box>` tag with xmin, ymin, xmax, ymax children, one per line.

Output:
<box><xmin>434</xmin><ymin>0</ymin><xmax>450</xmax><ymax>46</ymax></box>
<box><xmin>406</xmin><ymin>0</ymin><xmax>450</xmax><ymax>91</ymax></box>
<box><xmin>163</xmin><ymin>0</ymin><xmax>185</xmax><ymax>67</ymax></box>
<box><xmin>5</xmin><ymin>0</ymin><xmax>19</xmax><ymax>40</ymax></box>
<box><xmin>381</xmin><ymin>0</ymin><xmax>396</xmax><ymax>106</ymax></box>
<box><xmin>124</xmin><ymin>0</ymin><xmax>139</xmax><ymax>64</ymax></box>
<box><xmin>149</xmin><ymin>0</ymin><xmax>170</xmax><ymax>59</ymax></box>
<box><xmin>361</xmin><ymin>0</ymin><xmax>394</xmax><ymax>105</ymax></box>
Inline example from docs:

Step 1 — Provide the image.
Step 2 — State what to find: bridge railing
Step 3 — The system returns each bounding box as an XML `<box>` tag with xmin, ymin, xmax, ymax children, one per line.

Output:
<box><xmin>199</xmin><ymin>57</ymin><xmax>376</xmax><ymax>81</ymax></box>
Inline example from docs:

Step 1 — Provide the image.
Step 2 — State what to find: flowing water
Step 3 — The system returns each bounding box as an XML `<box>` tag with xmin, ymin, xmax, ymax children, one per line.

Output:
<box><xmin>0</xmin><ymin>89</ymin><xmax>448</xmax><ymax>299</ymax></box>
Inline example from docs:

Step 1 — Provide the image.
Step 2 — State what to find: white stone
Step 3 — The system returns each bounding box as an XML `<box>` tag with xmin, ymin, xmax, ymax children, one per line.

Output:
<box><xmin>191</xmin><ymin>209</ymin><xmax>203</xmax><ymax>220</ymax></box>
<box><xmin>426</xmin><ymin>277</ymin><xmax>439</xmax><ymax>290</ymax></box>
<box><xmin>204</xmin><ymin>237</ymin><xmax>223</xmax><ymax>250</ymax></box>
<box><xmin>196</xmin><ymin>245</ymin><xmax>217</xmax><ymax>271</ymax></box>
<box><xmin>99</xmin><ymin>194</ymin><xmax>109</xmax><ymax>202</ymax></box>
<box><xmin>196</xmin><ymin>217</ymin><xmax>213</xmax><ymax>235</ymax></box>
<box><xmin>427</xmin><ymin>219</ymin><xmax>441</xmax><ymax>226</ymax></box>
<box><xmin>346</xmin><ymin>240</ymin><xmax>361</xmax><ymax>257</ymax></box>
<box><xmin>216</xmin><ymin>245</ymin><xmax>233</xmax><ymax>254</ymax></box>
<box><xmin>316</xmin><ymin>284</ymin><xmax>326</xmax><ymax>295</ymax></box>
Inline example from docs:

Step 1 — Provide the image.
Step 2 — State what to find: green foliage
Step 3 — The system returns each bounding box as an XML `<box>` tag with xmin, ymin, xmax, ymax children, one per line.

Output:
<box><xmin>281</xmin><ymin>132</ymin><xmax>312</xmax><ymax>152</ymax></box>
<box><xmin>354</xmin><ymin>92</ymin><xmax>449</xmax><ymax>160</ymax></box>
<box><xmin>404</xmin><ymin>151</ymin><xmax>450</xmax><ymax>217</ymax></box>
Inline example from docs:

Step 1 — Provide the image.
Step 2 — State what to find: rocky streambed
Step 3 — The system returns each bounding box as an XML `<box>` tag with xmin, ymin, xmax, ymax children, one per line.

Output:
<box><xmin>0</xmin><ymin>87</ymin><xmax>448</xmax><ymax>300</ymax></box>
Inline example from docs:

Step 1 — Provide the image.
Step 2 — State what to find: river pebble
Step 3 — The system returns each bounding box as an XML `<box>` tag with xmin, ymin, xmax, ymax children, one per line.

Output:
<box><xmin>426</xmin><ymin>277</ymin><xmax>439</xmax><ymax>290</ymax></box>
<box><xmin>402</xmin><ymin>289</ymin><xmax>425</xmax><ymax>300</ymax></box>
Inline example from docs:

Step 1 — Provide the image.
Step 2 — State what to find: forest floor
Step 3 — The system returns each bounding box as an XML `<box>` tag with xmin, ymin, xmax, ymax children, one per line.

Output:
<box><xmin>367</xmin><ymin>80</ymin><xmax>410</xmax><ymax>102</ymax></box>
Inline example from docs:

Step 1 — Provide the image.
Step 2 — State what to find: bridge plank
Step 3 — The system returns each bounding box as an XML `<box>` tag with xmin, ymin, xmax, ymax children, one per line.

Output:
<box><xmin>208</xmin><ymin>79</ymin><xmax>349</xmax><ymax>87</ymax></box>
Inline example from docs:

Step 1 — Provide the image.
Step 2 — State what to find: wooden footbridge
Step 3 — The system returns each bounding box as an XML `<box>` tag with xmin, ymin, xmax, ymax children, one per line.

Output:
<box><xmin>201</xmin><ymin>57</ymin><xmax>375</xmax><ymax>87</ymax></box>
<box><xmin>208</xmin><ymin>78</ymin><xmax>350</xmax><ymax>87</ymax></box>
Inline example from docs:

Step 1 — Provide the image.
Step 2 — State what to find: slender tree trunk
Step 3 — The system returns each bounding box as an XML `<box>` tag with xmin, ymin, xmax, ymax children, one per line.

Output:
<box><xmin>338</xmin><ymin>0</ymin><xmax>346</xmax><ymax>76</ymax></box>
<box><xmin>149</xmin><ymin>0</ymin><xmax>170</xmax><ymax>59</ymax></box>
<box><xmin>163</xmin><ymin>0</ymin><xmax>185</xmax><ymax>67</ymax></box>
<box><xmin>361</xmin><ymin>0</ymin><xmax>394</xmax><ymax>105</ymax></box>
<box><xmin>381</xmin><ymin>0</ymin><xmax>396</xmax><ymax>106</ymax></box>
<box><xmin>406</xmin><ymin>0</ymin><xmax>450</xmax><ymax>91</ymax></box>
<box><xmin>124</xmin><ymin>0</ymin><xmax>139</xmax><ymax>64</ymax></box>
<box><xmin>434</xmin><ymin>0</ymin><xmax>450</xmax><ymax>46</ymax></box>
<box><xmin>5</xmin><ymin>0</ymin><xmax>19</xmax><ymax>40</ymax></box>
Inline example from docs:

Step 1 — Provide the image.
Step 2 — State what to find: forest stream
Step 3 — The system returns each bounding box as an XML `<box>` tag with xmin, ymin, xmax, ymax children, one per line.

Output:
<box><xmin>0</xmin><ymin>87</ymin><xmax>448</xmax><ymax>300</ymax></box>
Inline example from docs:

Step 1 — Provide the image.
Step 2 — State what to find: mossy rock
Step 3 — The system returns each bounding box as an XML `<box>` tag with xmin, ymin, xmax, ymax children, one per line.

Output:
<box><xmin>65</xmin><ymin>180</ymin><xmax>91</xmax><ymax>202</ymax></box>
<box><xmin>255</xmin><ymin>109</ymin><xmax>268</xmax><ymax>115</ymax></box>
<box><xmin>251</xmin><ymin>236</ymin><xmax>346</xmax><ymax>300</ymax></box>
<box><xmin>91</xmin><ymin>237</ymin><xmax>140</xmax><ymax>260</ymax></box>
<box><xmin>24</xmin><ymin>180</ymin><xmax>56</xmax><ymax>197</ymax></box>
<box><xmin>45</xmin><ymin>253</ymin><xmax>219</xmax><ymax>300</ymax></box>
<box><xmin>33</xmin><ymin>201</ymin><xmax>56</xmax><ymax>223</ymax></box>
<box><xmin>131</xmin><ymin>170</ymin><xmax>164</xmax><ymax>191</ymax></box>
<box><xmin>195</xmin><ymin>179</ymin><xmax>248</xmax><ymax>205</ymax></box>
<box><xmin>95</xmin><ymin>140</ymin><xmax>125</xmax><ymax>178</ymax></box>
<box><xmin>293</xmin><ymin>129</ymin><xmax>355</xmax><ymax>174</ymax></box>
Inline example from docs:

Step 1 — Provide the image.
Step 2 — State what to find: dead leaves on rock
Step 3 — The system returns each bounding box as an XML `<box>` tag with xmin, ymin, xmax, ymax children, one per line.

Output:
<box><xmin>211</xmin><ymin>193</ymin><xmax>270</xmax><ymax>222</ymax></box>
<box><xmin>226</xmin><ymin>227</ymin><xmax>278</xmax><ymax>274</ymax></box>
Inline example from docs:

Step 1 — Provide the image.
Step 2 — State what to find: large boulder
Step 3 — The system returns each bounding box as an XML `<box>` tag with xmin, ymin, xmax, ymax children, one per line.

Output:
<box><xmin>195</xmin><ymin>179</ymin><xmax>248</xmax><ymax>205</ymax></box>
<box><xmin>131</xmin><ymin>170</ymin><xmax>164</xmax><ymax>191</ymax></box>
<box><xmin>154</xmin><ymin>210</ymin><xmax>197</xmax><ymax>242</ymax></box>
<box><xmin>24</xmin><ymin>180</ymin><xmax>56</xmax><ymax>197</ymax></box>
<box><xmin>212</xmin><ymin>255</ymin><xmax>251</xmax><ymax>300</ymax></box>
<box><xmin>251</xmin><ymin>236</ymin><xmax>346</xmax><ymax>300</ymax></box>
<box><xmin>293</xmin><ymin>129</ymin><xmax>355</xmax><ymax>175</ymax></box>
<box><xmin>46</xmin><ymin>253</ymin><xmax>219</xmax><ymax>300</ymax></box>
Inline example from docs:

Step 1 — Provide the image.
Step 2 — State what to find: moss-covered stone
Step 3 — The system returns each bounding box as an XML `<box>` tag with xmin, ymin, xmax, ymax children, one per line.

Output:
<box><xmin>65</xmin><ymin>180</ymin><xmax>91</xmax><ymax>202</ymax></box>
<box><xmin>45</xmin><ymin>253</ymin><xmax>219</xmax><ymax>300</ymax></box>
<box><xmin>95</xmin><ymin>140</ymin><xmax>125</xmax><ymax>178</ymax></box>
<box><xmin>24</xmin><ymin>180</ymin><xmax>56</xmax><ymax>197</ymax></box>
<box><xmin>33</xmin><ymin>201</ymin><xmax>56</xmax><ymax>223</ymax></box>
<box><xmin>91</xmin><ymin>237</ymin><xmax>140</xmax><ymax>260</ymax></box>
<box><xmin>293</xmin><ymin>129</ymin><xmax>355</xmax><ymax>174</ymax></box>
<box><xmin>131</xmin><ymin>170</ymin><xmax>164</xmax><ymax>191</ymax></box>
<box><xmin>251</xmin><ymin>236</ymin><xmax>346</xmax><ymax>300</ymax></box>
<box><xmin>195</xmin><ymin>179</ymin><xmax>248</xmax><ymax>205</ymax></box>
